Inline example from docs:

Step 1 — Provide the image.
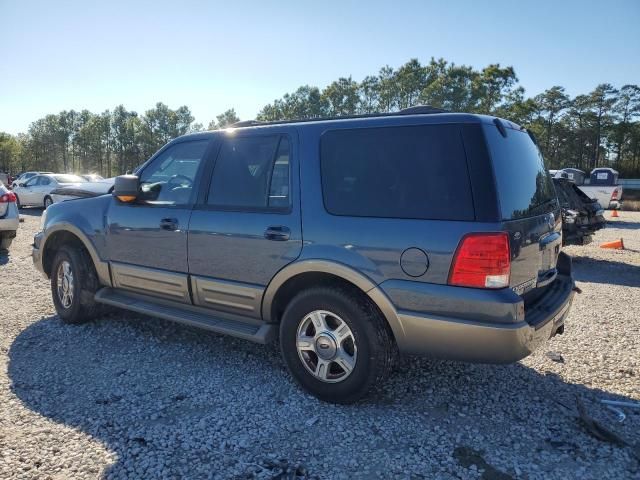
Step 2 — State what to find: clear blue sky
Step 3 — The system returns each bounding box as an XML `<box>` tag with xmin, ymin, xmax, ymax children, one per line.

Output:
<box><xmin>1</xmin><ymin>0</ymin><xmax>638</xmax><ymax>134</ymax></box>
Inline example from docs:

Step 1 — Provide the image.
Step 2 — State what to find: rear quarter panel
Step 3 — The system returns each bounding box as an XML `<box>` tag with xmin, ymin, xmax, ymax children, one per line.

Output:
<box><xmin>297</xmin><ymin>121</ymin><xmax>502</xmax><ymax>286</ymax></box>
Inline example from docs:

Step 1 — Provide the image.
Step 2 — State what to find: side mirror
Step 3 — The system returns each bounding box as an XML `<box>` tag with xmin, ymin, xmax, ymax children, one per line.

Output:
<box><xmin>113</xmin><ymin>175</ymin><xmax>140</xmax><ymax>203</ymax></box>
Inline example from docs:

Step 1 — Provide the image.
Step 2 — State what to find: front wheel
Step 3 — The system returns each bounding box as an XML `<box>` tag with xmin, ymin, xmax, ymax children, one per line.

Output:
<box><xmin>51</xmin><ymin>245</ymin><xmax>101</xmax><ymax>324</ymax></box>
<box><xmin>280</xmin><ymin>286</ymin><xmax>396</xmax><ymax>404</ymax></box>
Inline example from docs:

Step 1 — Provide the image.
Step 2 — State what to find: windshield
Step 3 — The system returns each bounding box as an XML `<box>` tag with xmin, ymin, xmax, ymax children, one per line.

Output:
<box><xmin>53</xmin><ymin>174</ymin><xmax>88</xmax><ymax>184</ymax></box>
<box><xmin>483</xmin><ymin>124</ymin><xmax>558</xmax><ymax>220</ymax></box>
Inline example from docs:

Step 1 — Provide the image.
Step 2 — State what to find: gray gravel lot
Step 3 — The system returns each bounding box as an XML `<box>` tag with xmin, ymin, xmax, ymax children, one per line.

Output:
<box><xmin>1</xmin><ymin>210</ymin><xmax>639</xmax><ymax>480</ymax></box>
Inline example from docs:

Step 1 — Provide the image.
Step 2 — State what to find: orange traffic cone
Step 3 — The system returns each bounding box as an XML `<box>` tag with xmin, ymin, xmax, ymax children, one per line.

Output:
<box><xmin>600</xmin><ymin>238</ymin><xmax>625</xmax><ymax>249</ymax></box>
<box><xmin>611</xmin><ymin>209</ymin><xmax>619</xmax><ymax>218</ymax></box>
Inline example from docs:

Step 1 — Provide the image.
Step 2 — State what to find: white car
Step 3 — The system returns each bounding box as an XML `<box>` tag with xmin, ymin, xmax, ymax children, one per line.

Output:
<box><xmin>0</xmin><ymin>183</ymin><xmax>19</xmax><ymax>251</ymax></box>
<box><xmin>13</xmin><ymin>174</ymin><xmax>88</xmax><ymax>209</ymax></box>
<box><xmin>50</xmin><ymin>178</ymin><xmax>115</xmax><ymax>204</ymax></box>
<box><xmin>82</xmin><ymin>174</ymin><xmax>105</xmax><ymax>182</ymax></box>
<box><xmin>11</xmin><ymin>171</ymin><xmax>53</xmax><ymax>189</ymax></box>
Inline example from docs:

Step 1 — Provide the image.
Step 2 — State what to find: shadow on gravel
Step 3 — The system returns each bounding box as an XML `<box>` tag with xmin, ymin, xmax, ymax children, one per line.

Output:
<box><xmin>573</xmin><ymin>257</ymin><xmax>640</xmax><ymax>288</ymax></box>
<box><xmin>8</xmin><ymin>313</ymin><xmax>640</xmax><ymax>479</ymax></box>
<box><xmin>606</xmin><ymin>220</ymin><xmax>640</xmax><ymax>230</ymax></box>
<box><xmin>17</xmin><ymin>207</ymin><xmax>44</xmax><ymax>217</ymax></box>
<box><xmin>0</xmin><ymin>251</ymin><xmax>8</xmax><ymax>265</ymax></box>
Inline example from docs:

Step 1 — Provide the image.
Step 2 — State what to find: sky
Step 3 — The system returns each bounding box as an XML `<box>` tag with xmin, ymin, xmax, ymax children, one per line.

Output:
<box><xmin>1</xmin><ymin>0</ymin><xmax>638</xmax><ymax>134</ymax></box>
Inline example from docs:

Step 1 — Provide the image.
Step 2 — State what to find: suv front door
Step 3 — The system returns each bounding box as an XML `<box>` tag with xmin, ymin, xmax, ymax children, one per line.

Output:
<box><xmin>188</xmin><ymin>130</ymin><xmax>302</xmax><ymax>318</ymax></box>
<box><xmin>105</xmin><ymin>139</ymin><xmax>212</xmax><ymax>303</ymax></box>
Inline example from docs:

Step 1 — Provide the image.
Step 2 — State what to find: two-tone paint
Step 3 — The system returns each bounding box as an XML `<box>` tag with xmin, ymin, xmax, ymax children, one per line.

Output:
<box><xmin>33</xmin><ymin>112</ymin><xmax>575</xmax><ymax>364</ymax></box>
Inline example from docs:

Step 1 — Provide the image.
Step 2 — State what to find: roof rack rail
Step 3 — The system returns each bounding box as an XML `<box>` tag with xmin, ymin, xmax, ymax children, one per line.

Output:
<box><xmin>227</xmin><ymin>105</ymin><xmax>451</xmax><ymax>128</ymax></box>
<box><xmin>230</xmin><ymin>120</ymin><xmax>263</xmax><ymax>128</ymax></box>
<box><xmin>398</xmin><ymin>105</ymin><xmax>449</xmax><ymax>115</ymax></box>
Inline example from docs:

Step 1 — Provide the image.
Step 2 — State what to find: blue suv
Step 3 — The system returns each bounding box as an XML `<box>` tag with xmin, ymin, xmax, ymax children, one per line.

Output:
<box><xmin>33</xmin><ymin>108</ymin><xmax>576</xmax><ymax>403</ymax></box>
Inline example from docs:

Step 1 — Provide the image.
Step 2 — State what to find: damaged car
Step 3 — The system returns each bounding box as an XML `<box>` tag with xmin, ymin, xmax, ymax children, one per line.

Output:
<box><xmin>553</xmin><ymin>176</ymin><xmax>606</xmax><ymax>245</ymax></box>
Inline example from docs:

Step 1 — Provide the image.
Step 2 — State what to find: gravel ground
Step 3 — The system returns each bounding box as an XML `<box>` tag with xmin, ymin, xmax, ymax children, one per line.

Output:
<box><xmin>0</xmin><ymin>210</ymin><xmax>639</xmax><ymax>480</ymax></box>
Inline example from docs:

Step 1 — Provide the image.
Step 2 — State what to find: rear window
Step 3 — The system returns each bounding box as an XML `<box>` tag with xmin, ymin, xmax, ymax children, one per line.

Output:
<box><xmin>320</xmin><ymin>124</ymin><xmax>474</xmax><ymax>221</ymax></box>
<box><xmin>590</xmin><ymin>169</ymin><xmax>618</xmax><ymax>186</ymax></box>
<box><xmin>483</xmin><ymin>125</ymin><xmax>557</xmax><ymax>220</ymax></box>
<box><xmin>53</xmin><ymin>174</ymin><xmax>87</xmax><ymax>184</ymax></box>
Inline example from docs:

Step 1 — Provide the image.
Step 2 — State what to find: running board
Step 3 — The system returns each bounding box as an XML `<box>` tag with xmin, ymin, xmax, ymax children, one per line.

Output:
<box><xmin>95</xmin><ymin>288</ymin><xmax>276</xmax><ymax>344</ymax></box>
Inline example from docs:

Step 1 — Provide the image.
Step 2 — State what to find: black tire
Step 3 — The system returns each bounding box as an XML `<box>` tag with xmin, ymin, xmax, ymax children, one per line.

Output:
<box><xmin>51</xmin><ymin>245</ymin><xmax>101</xmax><ymax>324</ymax></box>
<box><xmin>0</xmin><ymin>234</ymin><xmax>13</xmax><ymax>251</ymax></box>
<box><xmin>280</xmin><ymin>286</ymin><xmax>396</xmax><ymax>404</ymax></box>
<box><xmin>14</xmin><ymin>195</ymin><xmax>21</xmax><ymax>210</ymax></box>
<box><xmin>44</xmin><ymin>196</ymin><xmax>53</xmax><ymax>209</ymax></box>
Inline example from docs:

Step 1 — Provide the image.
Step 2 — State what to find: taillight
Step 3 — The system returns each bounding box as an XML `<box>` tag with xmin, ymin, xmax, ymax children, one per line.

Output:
<box><xmin>448</xmin><ymin>233</ymin><xmax>511</xmax><ymax>289</ymax></box>
<box><xmin>0</xmin><ymin>192</ymin><xmax>17</xmax><ymax>203</ymax></box>
<box><xmin>611</xmin><ymin>189</ymin><xmax>618</xmax><ymax>200</ymax></box>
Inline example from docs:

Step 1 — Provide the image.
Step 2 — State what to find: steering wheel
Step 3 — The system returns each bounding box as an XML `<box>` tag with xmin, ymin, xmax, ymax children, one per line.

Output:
<box><xmin>167</xmin><ymin>174</ymin><xmax>193</xmax><ymax>189</ymax></box>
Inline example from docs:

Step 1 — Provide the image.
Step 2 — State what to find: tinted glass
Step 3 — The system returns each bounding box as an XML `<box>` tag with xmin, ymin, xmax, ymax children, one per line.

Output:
<box><xmin>139</xmin><ymin>140</ymin><xmax>209</xmax><ymax>205</ymax></box>
<box><xmin>39</xmin><ymin>177</ymin><xmax>52</xmax><ymax>186</ymax></box>
<box><xmin>590</xmin><ymin>169</ymin><xmax>617</xmax><ymax>186</ymax></box>
<box><xmin>483</xmin><ymin>125</ymin><xmax>557</xmax><ymax>220</ymax></box>
<box><xmin>208</xmin><ymin>135</ymin><xmax>285</xmax><ymax>209</ymax></box>
<box><xmin>268</xmin><ymin>138</ymin><xmax>290</xmax><ymax>208</ymax></box>
<box><xmin>320</xmin><ymin>124</ymin><xmax>474</xmax><ymax>220</ymax></box>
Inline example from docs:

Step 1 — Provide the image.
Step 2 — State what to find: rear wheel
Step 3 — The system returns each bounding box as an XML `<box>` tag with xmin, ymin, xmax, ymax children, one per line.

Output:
<box><xmin>14</xmin><ymin>195</ymin><xmax>21</xmax><ymax>209</ymax></box>
<box><xmin>0</xmin><ymin>233</ymin><xmax>14</xmax><ymax>251</ymax></box>
<box><xmin>51</xmin><ymin>245</ymin><xmax>101</xmax><ymax>324</ymax></box>
<box><xmin>280</xmin><ymin>286</ymin><xmax>396</xmax><ymax>404</ymax></box>
<box><xmin>44</xmin><ymin>196</ymin><xmax>53</xmax><ymax>209</ymax></box>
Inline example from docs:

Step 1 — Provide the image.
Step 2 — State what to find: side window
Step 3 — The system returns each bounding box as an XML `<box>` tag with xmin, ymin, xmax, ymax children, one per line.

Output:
<box><xmin>268</xmin><ymin>138</ymin><xmax>290</xmax><ymax>208</ymax></box>
<box><xmin>25</xmin><ymin>176</ymin><xmax>39</xmax><ymax>187</ymax></box>
<box><xmin>39</xmin><ymin>177</ymin><xmax>51</xmax><ymax>186</ymax></box>
<box><xmin>207</xmin><ymin>135</ymin><xmax>290</xmax><ymax>210</ymax></box>
<box><xmin>320</xmin><ymin>125</ymin><xmax>474</xmax><ymax>220</ymax></box>
<box><xmin>138</xmin><ymin>140</ymin><xmax>209</xmax><ymax>205</ymax></box>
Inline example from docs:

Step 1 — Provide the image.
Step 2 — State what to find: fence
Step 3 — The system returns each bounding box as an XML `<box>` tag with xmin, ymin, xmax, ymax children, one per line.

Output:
<box><xmin>619</xmin><ymin>179</ymin><xmax>640</xmax><ymax>189</ymax></box>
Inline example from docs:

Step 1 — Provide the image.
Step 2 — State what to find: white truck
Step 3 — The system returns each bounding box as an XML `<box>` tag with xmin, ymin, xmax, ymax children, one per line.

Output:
<box><xmin>553</xmin><ymin>168</ymin><xmax>623</xmax><ymax>210</ymax></box>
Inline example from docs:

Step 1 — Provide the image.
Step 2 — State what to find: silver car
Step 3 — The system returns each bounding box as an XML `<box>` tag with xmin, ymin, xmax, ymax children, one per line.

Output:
<box><xmin>0</xmin><ymin>183</ymin><xmax>19</xmax><ymax>251</ymax></box>
<box><xmin>13</xmin><ymin>173</ymin><xmax>88</xmax><ymax>209</ymax></box>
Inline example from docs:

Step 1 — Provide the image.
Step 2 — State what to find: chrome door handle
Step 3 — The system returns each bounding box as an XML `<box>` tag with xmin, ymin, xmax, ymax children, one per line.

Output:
<box><xmin>264</xmin><ymin>226</ymin><xmax>290</xmax><ymax>241</ymax></box>
<box><xmin>160</xmin><ymin>218</ymin><xmax>178</xmax><ymax>231</ymax></box>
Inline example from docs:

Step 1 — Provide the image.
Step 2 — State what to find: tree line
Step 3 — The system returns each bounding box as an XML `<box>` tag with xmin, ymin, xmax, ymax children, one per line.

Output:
<box><xmin>1</xmin><ymin>58</ymin><xmax>639</xmax><ymax>178</ymax></box>
<box><xmin>0</xmin><ymin>104</ymin><xmax>239</xmax><ymax>177</ymax></box>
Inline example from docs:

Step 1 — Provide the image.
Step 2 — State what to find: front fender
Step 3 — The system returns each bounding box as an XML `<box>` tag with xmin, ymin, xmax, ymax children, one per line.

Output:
<box><xmin>39</xmin><ymin>196</ymin><xmax>112</xmax><ymax>286</ymax></box>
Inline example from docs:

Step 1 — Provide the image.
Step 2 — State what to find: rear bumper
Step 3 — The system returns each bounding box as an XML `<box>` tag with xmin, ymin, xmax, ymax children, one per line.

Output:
<box><xmin>0</xmin><ymin>202</ymin><xmax>20</xmax><ymax>232</ymax></box>
<box><xmin>380</xmin><ymin>254</ymin><xmax>575</xmax><ymax>363</ymax></box>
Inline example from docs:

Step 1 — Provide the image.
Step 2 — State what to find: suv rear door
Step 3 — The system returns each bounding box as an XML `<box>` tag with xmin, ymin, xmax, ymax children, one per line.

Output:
<box><xmin>187</xmin><ymin>129</ymin><xmax>302</xmax><ymax>319</ymax></box>
<box><xmin>482</xmin><ymin>123</ymin><xmax>562</xmax><ymax>300</ymax></box>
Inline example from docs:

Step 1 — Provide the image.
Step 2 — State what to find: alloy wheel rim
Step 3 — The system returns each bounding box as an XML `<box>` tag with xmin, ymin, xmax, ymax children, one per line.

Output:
<box><xmin>56</xmin><ymin>260</ymin><xmax>74</xmax><ymax>309</ymax></box>
<box><xmin>296</xmin><ymin>310</ymin><xmax>357</xmax><ymax>383</ymax></box>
